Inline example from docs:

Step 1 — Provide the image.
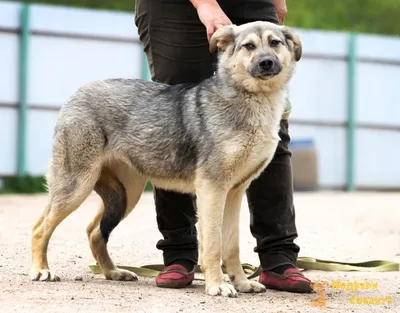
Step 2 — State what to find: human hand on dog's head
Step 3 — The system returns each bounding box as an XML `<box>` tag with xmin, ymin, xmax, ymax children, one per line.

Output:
<box><xmin>191</xmin><ymin>0</ymin><xmax>232</xmax><ymax>42</ymax></box>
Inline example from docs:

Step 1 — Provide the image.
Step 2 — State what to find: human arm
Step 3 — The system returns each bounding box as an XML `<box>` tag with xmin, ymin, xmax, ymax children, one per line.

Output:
<box><xmin>272</xmin><ymin>0</ymin><xmax>287</xmax><ymax>25</ymax></box>
<box><xmin>189</xmin><ymin>0</ymin><xmax>232</xmax><ymax>42</ymax></box>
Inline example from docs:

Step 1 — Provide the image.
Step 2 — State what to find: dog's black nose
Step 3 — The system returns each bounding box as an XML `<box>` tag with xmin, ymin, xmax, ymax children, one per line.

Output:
<box><xmin>259</xmin><ymin>57</ymin><xmax>275</xmax><ymax>70</ymax></box>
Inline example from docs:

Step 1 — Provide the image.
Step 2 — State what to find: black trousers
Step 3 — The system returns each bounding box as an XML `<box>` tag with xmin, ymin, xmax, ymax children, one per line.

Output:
<box><xmin>134</xmin><ymin>0</ymin><xmax>300</xmax><ymax>271</ymax></box>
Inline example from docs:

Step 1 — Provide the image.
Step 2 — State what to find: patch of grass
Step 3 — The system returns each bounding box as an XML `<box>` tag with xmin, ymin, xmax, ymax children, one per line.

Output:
<box><xmin>0</xmin><ymin>175</ymin><xmax>47</xmax><ymax>194</ymax></box>
<box><xmin>0</xmin><ymin>188</ymin><xmax>16</xmax><ymax>195</ymax></box>
<box><xmin>144</xmin><ymin>181</ymin><xmax>153</xmax><ymax>192</ymax></box>
<box><xmin>0</xmin><ymin>175</ymin><xmax>154</xmax><ymax>194</ymax></box>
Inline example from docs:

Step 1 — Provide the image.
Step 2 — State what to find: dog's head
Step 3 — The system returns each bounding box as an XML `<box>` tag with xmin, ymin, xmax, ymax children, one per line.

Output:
<box><xmin>209</xmin><ymin>21</ymin><xmax>302</xmax><ymax>93</ymax></box>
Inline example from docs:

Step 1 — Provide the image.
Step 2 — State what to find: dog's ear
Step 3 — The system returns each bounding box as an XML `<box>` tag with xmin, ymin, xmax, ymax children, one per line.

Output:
<box><xmin>282</xmin><ymin>27</ymin><xmax>302</xmax><ymax>62</ymax></box>
<box><xmin>209</xmin><ymin>25</ymin><xmax>236</xmax><ymax>54</ymax></box>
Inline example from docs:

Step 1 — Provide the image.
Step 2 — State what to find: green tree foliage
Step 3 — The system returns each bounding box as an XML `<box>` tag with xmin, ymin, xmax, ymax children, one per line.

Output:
<box><xmin>20</xmin><ymin>0</ymin><xmax>135</xmax><ymax>11</ymax></box>
<box><xmin>286</xmin><ymin>0</ymin><xmax>400</xmax><ymax>36</ymax></box>
<box><xmin>8</xmin><ymin>0</ymin><xmax>400</xmax><ymax>36</ymax></box>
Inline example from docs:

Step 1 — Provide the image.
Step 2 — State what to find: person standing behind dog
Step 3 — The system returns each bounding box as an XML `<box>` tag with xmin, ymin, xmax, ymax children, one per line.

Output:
<box><xmin>134</xmin><ymin>0</ymin><xmax>313</xmax><ymax>293</ymax></box>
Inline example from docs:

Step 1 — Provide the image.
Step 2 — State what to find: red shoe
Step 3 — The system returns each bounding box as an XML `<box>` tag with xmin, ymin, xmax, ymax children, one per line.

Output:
<box><xmin>155</xmin><ymin>264</ymin><xmax>195</xmax><ymax>288</ymax></box>
<box><xmin>259</xmin><ymin>268</ymin><xmax>314</xmax><ymax>293</ymax></box>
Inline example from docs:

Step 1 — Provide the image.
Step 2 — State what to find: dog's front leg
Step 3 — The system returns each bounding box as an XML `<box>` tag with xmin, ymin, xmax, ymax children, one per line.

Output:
<box><xmin>196</xmin><ymin>181</ymin><xmax>237</xmax><ymax>298</ymax></box>
<box><xmin>222</xmin><ymin>187</ymin><xmax>266</xmax><ymax>293</ymax></box>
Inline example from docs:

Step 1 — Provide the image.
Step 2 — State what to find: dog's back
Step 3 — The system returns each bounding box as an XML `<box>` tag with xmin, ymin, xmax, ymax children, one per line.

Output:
<box><xmin>55</xmin><ymin>78</ymin><xmax>207</xmax><ymax>182</ymax></box>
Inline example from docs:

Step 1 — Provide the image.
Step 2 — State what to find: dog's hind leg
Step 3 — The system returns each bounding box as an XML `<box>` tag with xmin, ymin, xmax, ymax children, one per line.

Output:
<box><xmin>31</xmin><ymin>122</ymin><xmax>104</xmax><ymax>282</ymax></box>
<box><xmin>222</xmin><ymin>186</ymin><xmax>266</xmax><ymax>293</ymax></box>
<box><xmin>86</xmin><ymin>163</ymin><xmax>146</xmax><ymax>281</ymax></box>
<box><xmin>31</xmin><ymin>163</ymin><xmax>101</xmax><ymax>282</ymax></box>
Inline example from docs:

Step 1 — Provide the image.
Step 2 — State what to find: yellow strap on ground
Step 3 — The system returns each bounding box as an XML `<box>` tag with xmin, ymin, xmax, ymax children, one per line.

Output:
<box><xmin>88</xmin><ymin>257</ymin><xmax>399</xmax><ymax>281</ymax></box>
<box><xmin>296</xmin><ymin>257</ymin><xmax>400</xmax><ymax>272</ymax></box>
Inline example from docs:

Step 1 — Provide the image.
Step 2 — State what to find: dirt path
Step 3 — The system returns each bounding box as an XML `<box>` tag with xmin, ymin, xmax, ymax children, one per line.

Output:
<box><xmin>1</xmin><ymin>191</ymin><xmax>400</xmax><ymax>313</ymax></box>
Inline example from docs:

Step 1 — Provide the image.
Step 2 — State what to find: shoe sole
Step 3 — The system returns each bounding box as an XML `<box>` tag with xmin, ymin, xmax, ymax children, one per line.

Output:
<box><xmin>156</xmin><ymin>280</ymin><xmax>193</xmax><ymax>289</ymax></box>
<box><xmin>263</xmin><ymin>283</ymin><xmax>314</xmax><ymax>294</ymax></box>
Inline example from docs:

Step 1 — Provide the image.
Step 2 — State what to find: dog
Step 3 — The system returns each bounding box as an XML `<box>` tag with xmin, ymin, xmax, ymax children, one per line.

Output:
<box><xmin>30</xmin><ymin>21</ymin><xmax>302</xmax><ymax>298</ymax></box>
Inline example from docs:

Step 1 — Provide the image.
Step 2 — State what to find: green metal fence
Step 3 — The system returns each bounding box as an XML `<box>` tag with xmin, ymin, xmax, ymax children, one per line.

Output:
<box><xmin>17</xmin><ymin>3</ymin><xmax>30</xmax><ymax>177</ymax></box>
<box><xmin>14</xmin><ymin>4</ymin><xmax>152</xmax><ymax>178</ymax></box>
<box><xmin>7</xmin><ymin>3</ymin><xmax>400</xmax><ymax>191</ymax></box>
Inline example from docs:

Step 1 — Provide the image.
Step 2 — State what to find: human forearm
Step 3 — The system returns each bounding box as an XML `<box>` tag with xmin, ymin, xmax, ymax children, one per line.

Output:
<box><xmin>189</xmin><ymin>0</ymin><xmax>219</xmax><ymax>10</ymax></box>
<box><xmin>272</xmin><ymin>0</ymin><xmax>287</xmax><ymax>24</ymax></box>
<box><xmin>189</xmin><ymin>0</ymin><xmax>231</xmax><ymax>41</ymax></box>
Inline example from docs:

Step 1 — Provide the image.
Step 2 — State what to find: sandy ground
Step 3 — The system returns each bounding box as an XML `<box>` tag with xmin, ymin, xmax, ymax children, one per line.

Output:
<box><xmin>1</xmin><ymin>191</ymin><xmax>400</xmax><ymax>313</ymax></box>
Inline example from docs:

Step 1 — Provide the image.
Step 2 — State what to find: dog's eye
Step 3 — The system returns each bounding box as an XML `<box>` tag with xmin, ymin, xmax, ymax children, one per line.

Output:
<box><xmin>270</xmin><ymin>39</ymin><xmax>281</xmax><ymax>47</ymax></box>
<box><xmin>243</xmin><ymin>43</ymin><xmax>256</xmax><ymax>50</ymax></box>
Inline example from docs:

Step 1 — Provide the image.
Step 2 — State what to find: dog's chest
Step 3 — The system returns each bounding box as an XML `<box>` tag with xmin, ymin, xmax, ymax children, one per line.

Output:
<box><xmin>221</xmin><ymin>125</ymin><xmax>279</xmax><ymax>184</ymax></box>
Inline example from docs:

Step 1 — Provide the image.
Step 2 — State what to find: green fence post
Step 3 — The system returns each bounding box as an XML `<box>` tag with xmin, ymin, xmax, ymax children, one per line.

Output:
<box><xmin>346</xmin><ymin>32</ymin><xmax>357</xmax><ymax>191</ymax></box>
<box><xmin>140</xmin><ymin>51</ymin><xmax>153</xmax><ymax>191</ymax></box>
<box><xmin>141</xmin><ymin>52</ymin><xmax>151</xmax><ymax>81</ymax></box>
<box><xmin>17</xmin><ymin>3</ymin><xmax>30</xmax><ymax>177</ymax></box>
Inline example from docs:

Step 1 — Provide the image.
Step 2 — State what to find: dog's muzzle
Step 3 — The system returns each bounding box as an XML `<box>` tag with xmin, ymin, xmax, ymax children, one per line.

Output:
<box><xmin>252</xmin><ymin>56</ymin><xmax>282</xmax><ymax>78</ymax></box>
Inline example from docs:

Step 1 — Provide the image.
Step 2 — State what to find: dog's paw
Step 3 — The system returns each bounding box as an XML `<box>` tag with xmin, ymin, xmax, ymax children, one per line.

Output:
<box><xmin>235</xmin><ymin>280</ymin><xmax>266</xmax><ymax>293</ymax></box>
<box><xmin>206</xmin><ymin>283</ymin><xmax>238</xmax><ymax>297</ymax></box>
<box><xmin>106</xmin><ymin>269</ymin><xmax>138</xmax><ymax>281</ymax></box>
<box><xmin>31</xmin><ymin>269</ymin><xmax>60</xmax><ymax>282</ymax></box>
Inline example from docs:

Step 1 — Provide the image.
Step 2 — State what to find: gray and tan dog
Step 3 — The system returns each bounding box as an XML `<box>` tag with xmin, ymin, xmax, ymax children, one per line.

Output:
<box><xmin>30</xmin><ymin>21</ymin><xmax>302</xmax><ymax>298</ymax></box>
